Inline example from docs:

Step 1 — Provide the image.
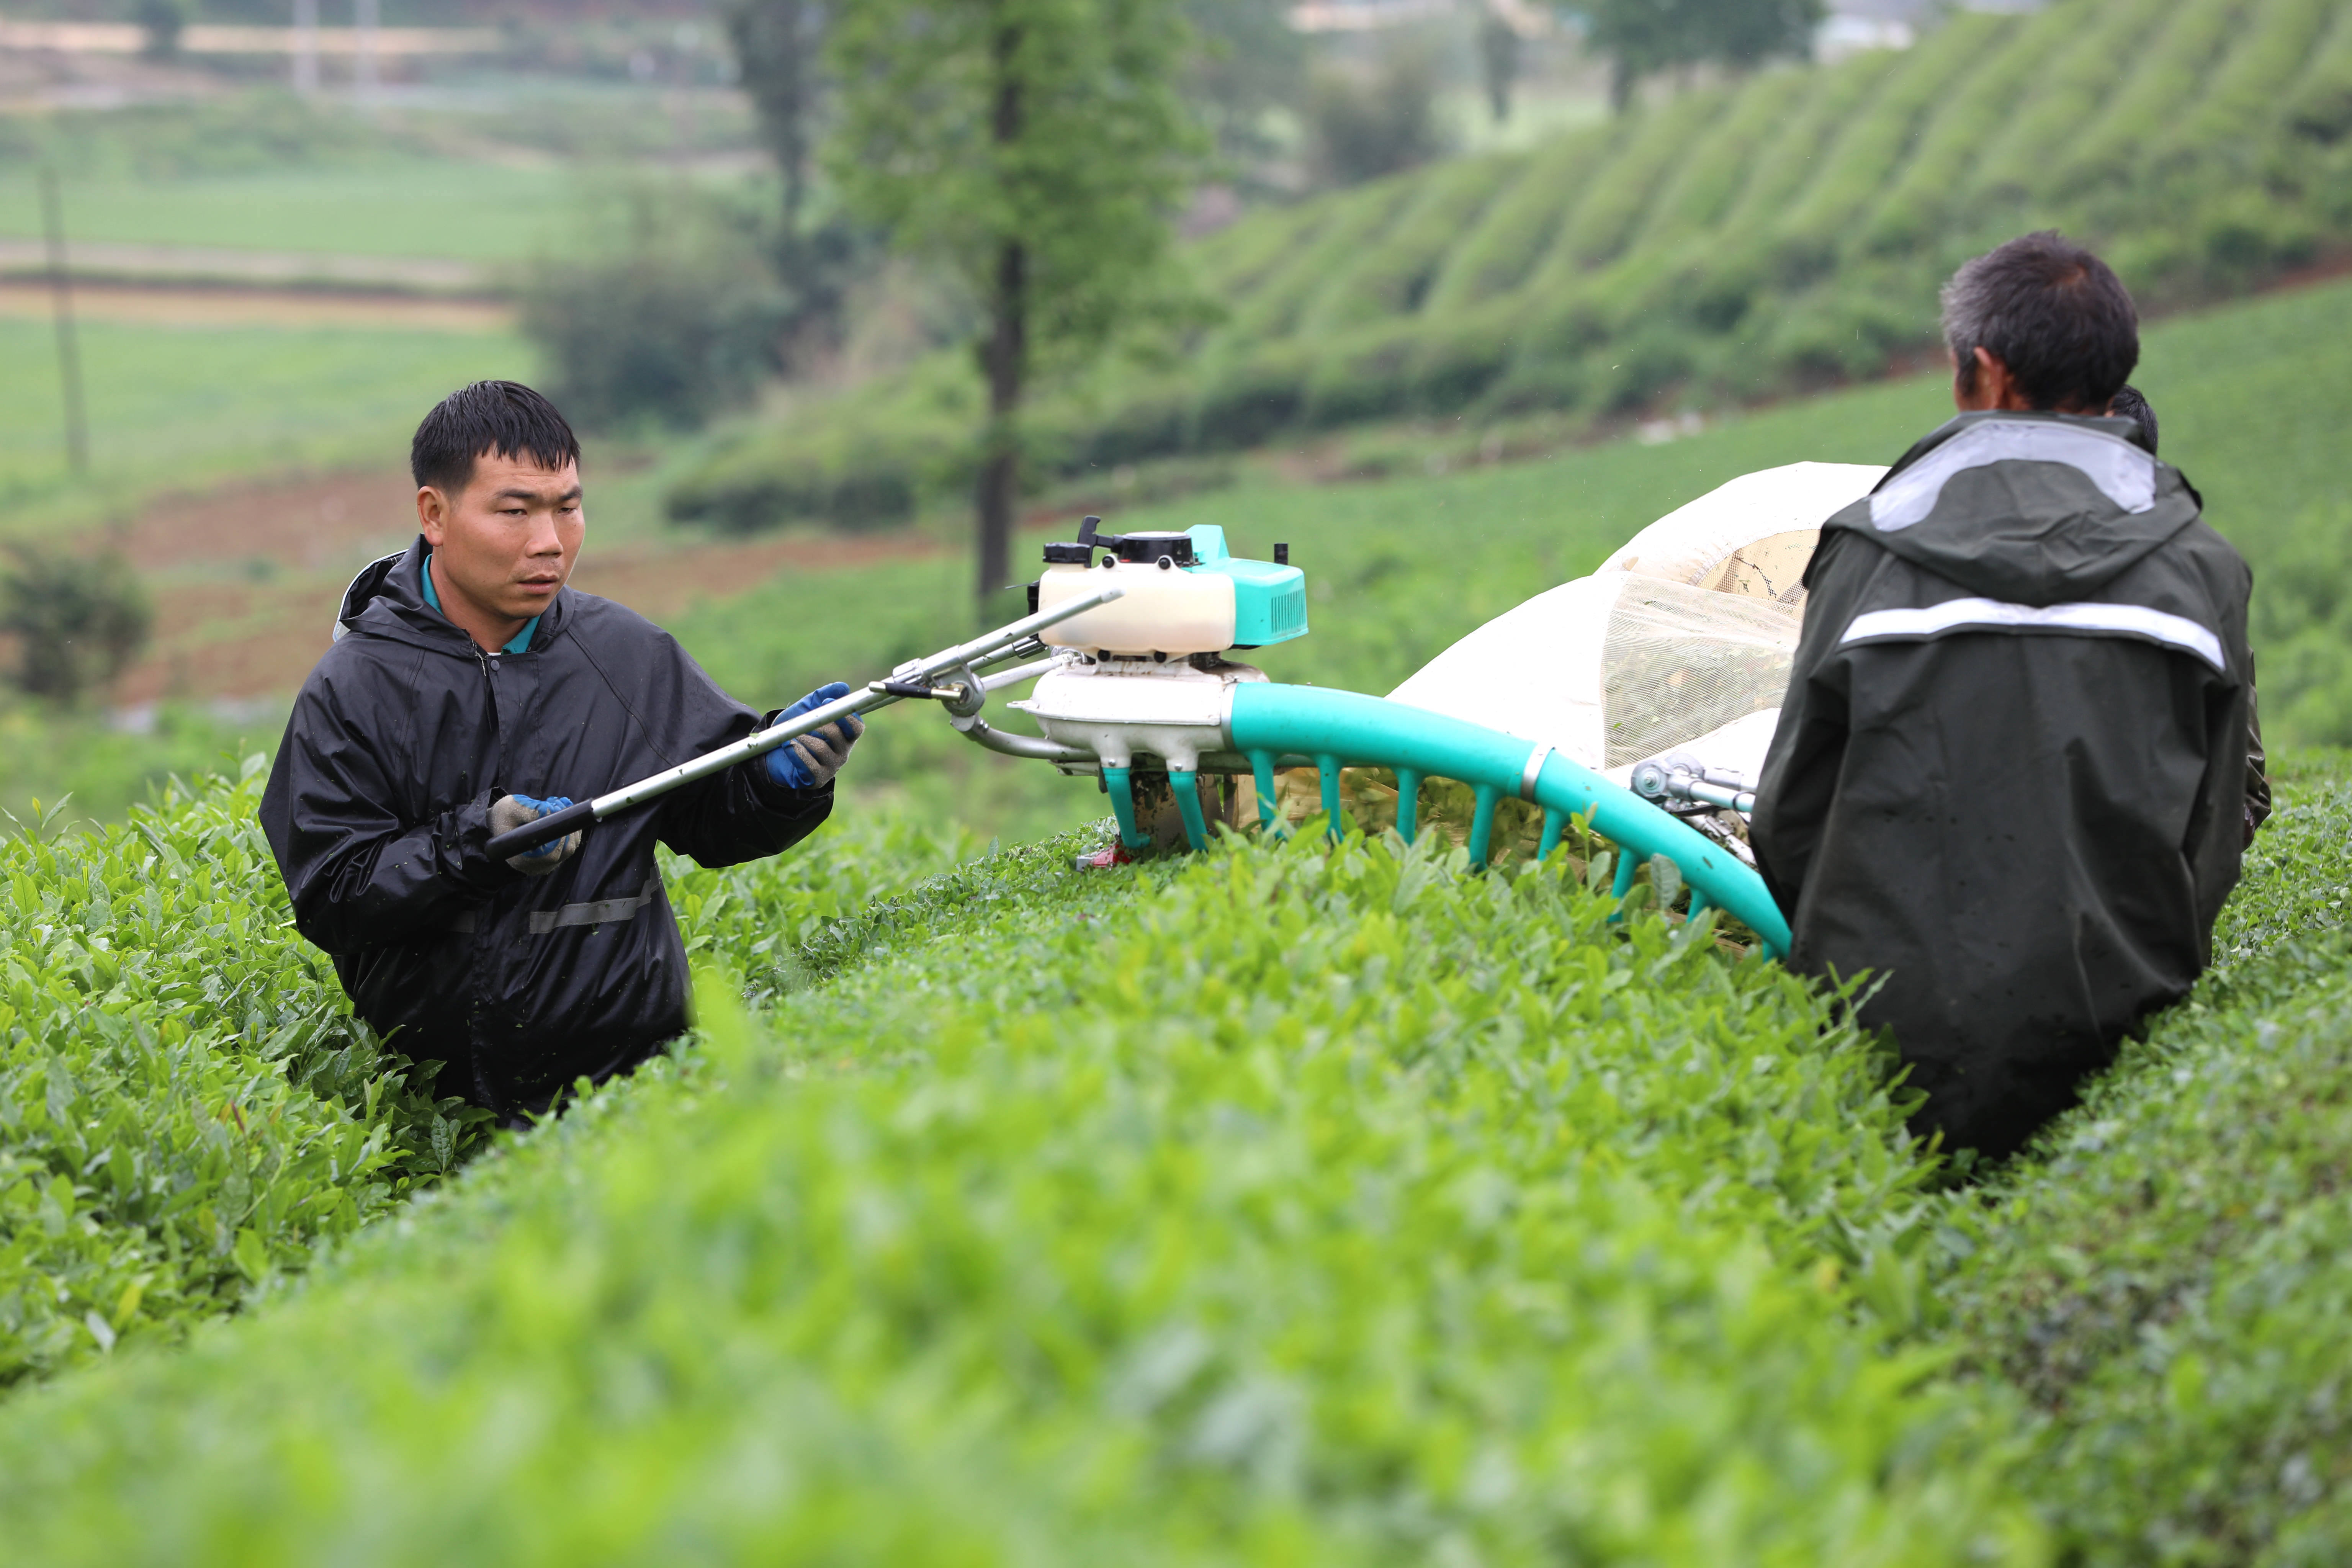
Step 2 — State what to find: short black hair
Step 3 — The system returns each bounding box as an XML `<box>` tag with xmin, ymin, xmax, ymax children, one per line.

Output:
<box><xmin>1940</xmin><ymin>232</ymin><xmax>2139</xmax><ymax>412</ymax></box>
<box><xmin>2108</xmin><ymin>383</ymin><xmax>2158</xmax><ymax>455</ymax></box>
<box><xmin>411</xmin><ymin>381</ymin><xmax>582</xmax><ymax>495</ymax></box>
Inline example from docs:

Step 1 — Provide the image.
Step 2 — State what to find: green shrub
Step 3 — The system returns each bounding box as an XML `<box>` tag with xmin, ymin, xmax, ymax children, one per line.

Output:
<box><xmin>1927</xmin><ymin>756</ymin><xmax>2352</xmax><ymax>1564</ymax></box>
<box><xmin>679</xmin><ymin>0</ymin><xmax>2352</xmax><ymax>519</ymax></box>
<box><xmin>0</xmin><ymin>702</ymin><xmax>284</xmax><ymax>830</ymax></box>
<box><xmin>665</xmin><ymin>365</ymin><xmax>975</xmax><ymax>531</ymax></box>
<box><xmin>1608</xmin><ymin>66</ymin><xmax>1814</xmax><ymax>262</ymax></box>
<box><xmin>2284</xmin><ymin>3</ymin><xmax>2352</xmax><ymax>144</ymax></box>
<box><xmin>1187</xmin><ymin>200</ymin><xmax>1332</xmax><ymax>301</ymax></box>
<box><xmin>1953</xmin><ymin>0</ymin><xmax>2171</xmax><ymax>210</ymax></box>
<box><xmin>1301</xmin><ymin>45</ymin><xmax>1451</xmax><ymax>189</ymax></box>
<box><xmin>1187</xmin><ymin>337</ymin><xmax>1318</xmax><ymax>450</ymax></box>
<box><xmin>1210</xmin><ymin>180</ymin><xmax>1418</xmax><ymax>349</ymax></box>
<box><xmin>0</xmin><ymin>546</ymin><xmax>151</xmax><ymax>706</ymax></box>
<box><xmin>1294</xmin><ymin>156</ymin><xmax>1519</xmax><ymax>338</ymax></box>
<box><xmin>1853</xmin><ymin>12</ymin><xmax>2043</xmax><ymax>255</ymax></box>
<box><xmin>2155</xmin><ymin>0</ymin><xmax>2336</xmax><ymax>159</ymax></box>
<box><xmin>2045</xmin><ymin>0</ymin><xmax>2245</xmax><ymax>200</ymax></box>
<box><xmin>0</xmin><ymin>762</ymin><xmax>985</xmax><ymax>1394</ymax></box>
<box><xmin>0</xmin><ymin>827</ymin><xmax>2048</xmax><ymax>1562</ymax></box>
<box><xmin>1300</xmin><ymin>318</ymin><xmax>1427</xmax><ymax>425</ymax></box>
<box><xmin>1766</xmin><ymin>21</ymin><xmax>2008</xmax><ymax>286</ymax></box>
<box><xmin>0</xmin><ymin>766</ymin><xmax>487</xmax><ymax>1388</ymax></box>
<box><xmin>517</xmin><ymin>184</ymin><xmax>790</xmax><ymax>433</ymax></box>
<box><xmin>1416</xmin><ymin>132</ymin><xmax>1606</xmax><ymax>315</ymax></box>
<box><xmin>1519</xmin><ymin>87</ymin><xmax>1730</xmax><ymax>288</ymax></box>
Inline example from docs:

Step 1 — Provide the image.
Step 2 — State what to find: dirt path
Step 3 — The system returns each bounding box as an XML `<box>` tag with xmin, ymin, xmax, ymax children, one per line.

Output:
<box><xmin>111</xmin><ymin>468</ymin><xmax>934</xmax><ymax>705</ymax></box>
<box><xmin>0</xmin><ymin>280</ymin><xmax>512</xmax><ymax>332</ymax></box>
<box><xmin>0</xmin><ymin>238</ymin><xmax>489</xmax><ymax>293</ymax></box>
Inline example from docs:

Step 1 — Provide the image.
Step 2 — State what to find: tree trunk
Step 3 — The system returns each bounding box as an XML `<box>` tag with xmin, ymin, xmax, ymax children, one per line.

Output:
<box><xmin>1610</xmin><ymin>55</ymin><xmax>1636</xmax><ymax>115</ymax></box>
<box><xmin>975</xmin><ymin>16</ymin><xmax>1027</xmax><ymax>616</ymax></box>
<box><xmin>976</xmin><ymin>236</ymin><xmax>1027</xmax><ymax>612</ymax></box>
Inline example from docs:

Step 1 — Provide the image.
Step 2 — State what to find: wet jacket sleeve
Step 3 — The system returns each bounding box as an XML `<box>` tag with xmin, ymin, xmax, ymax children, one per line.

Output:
<box><xmin>259</xmin><ymin>679</ymin><xmax>522</xmax><ymax>954</ymax></box>
<box><xmin>1752</xmin><ymin>529</ymin><xmax>1872</xmax><ymax>922</ymax></box>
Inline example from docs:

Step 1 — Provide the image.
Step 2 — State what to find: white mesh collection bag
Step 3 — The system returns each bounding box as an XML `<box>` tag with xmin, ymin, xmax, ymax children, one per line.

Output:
<box><xmin>1387</xmin><ymin>461</ymin><xmax>1886</xmax><ymax>772</ymax></box>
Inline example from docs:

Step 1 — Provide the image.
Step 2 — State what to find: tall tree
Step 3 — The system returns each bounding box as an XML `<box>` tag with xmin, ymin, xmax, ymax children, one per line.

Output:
<box><xmin>726</xmin><ymin>0</ymin><xmax>865</xmax><ymax>368</ymax></box>
<box><xmin>1582</xmin><ymin>0</ymin><xmax>1819</xmax><ymax>113</ymax></box>
<box><xmin>827</xmin><ymin>0</ymin><xmax>1208</xmax><ymax>613</ymax></box>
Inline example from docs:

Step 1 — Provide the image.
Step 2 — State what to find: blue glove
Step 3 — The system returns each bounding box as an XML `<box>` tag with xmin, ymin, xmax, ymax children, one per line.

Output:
<box><xmin>764</xmin><ymin>683</ymin><xmax>864</xmax><ymax>791</ymax></box>
<box><xmin>488</xmin><ymin>793</ymin><xmax>579</xmax><ymax>875</ymax></box>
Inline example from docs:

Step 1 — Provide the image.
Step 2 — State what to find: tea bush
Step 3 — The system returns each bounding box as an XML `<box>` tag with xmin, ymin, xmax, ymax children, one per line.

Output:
<box><xmin>689</xmin><ymin>0</ymin><xmax>2352</xmax><ymax>523</ymax></box>
<box><xmin>0</xmin><ymin>765</ymin><xmax>977</xmax><ymax>1390</ymax></box>
<box><xmin>0</xmin><ymin>764</ymin><xmax>483</xmax><ymax>1387</ymax></box>
<box><xmin>0</xmin><ymin>824</ymin><xmax>2046</xmax><ymax>1563</ymax></box>
<box><xmin>1926</xmin><ymin>753</ymin><xmax>2352</xmax><ymax>1562</ymax></box>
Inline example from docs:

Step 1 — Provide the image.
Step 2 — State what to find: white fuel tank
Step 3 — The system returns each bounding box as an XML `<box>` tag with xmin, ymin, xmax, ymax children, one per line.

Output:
<box><xmin>1037</xmin><ymin>561</ymin><xmax>1237</xmax><ymax>657</ymax></box>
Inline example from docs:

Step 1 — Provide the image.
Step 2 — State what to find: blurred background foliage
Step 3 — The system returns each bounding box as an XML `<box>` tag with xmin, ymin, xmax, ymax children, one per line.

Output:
<box><xmin>5</xmin><ymin>0</ymin><xmax>2352</xmax><ymax>804</ymax></box>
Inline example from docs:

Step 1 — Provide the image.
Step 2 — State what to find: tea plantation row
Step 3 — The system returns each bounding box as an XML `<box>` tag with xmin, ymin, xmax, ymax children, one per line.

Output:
<box><xmin>0</xmin><ymin>765</ymin><xmax>977</xmax><ymax>1387</ymax></box>
<box><xmin>0</xmin><ymin>750</ymin><xmax>2345</xmax><ymax>1559</ymax></box>
<box><xmin>0</xmin><ymin>800</ymin><xmax>2036</xmax><ymax>1562</ymax></box>
<box><xmin>670</xmin><ymin>0</ymin><xmax>2352</xmax><ymax>531</ymax></box>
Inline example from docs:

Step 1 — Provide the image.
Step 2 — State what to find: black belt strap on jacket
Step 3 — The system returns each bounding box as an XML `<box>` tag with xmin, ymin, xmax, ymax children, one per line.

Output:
<box><xmin>452</xmin><ymin>874</ymin><xmax>662</xmax><ymax>935</ymax></box>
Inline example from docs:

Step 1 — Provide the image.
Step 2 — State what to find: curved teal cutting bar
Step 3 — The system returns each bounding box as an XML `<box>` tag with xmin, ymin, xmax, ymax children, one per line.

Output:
<box><xmin>1227</xmin><ymin>683</ymin><xmax>1792</xmax><ymax>959</ymax></box>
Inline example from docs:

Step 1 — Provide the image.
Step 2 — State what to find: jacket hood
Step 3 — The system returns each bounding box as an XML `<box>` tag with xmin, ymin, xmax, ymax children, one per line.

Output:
<box><xmin>1824</xmin><ymin>410</ymin><xmax>2204</xmax><ymax>605</ymax></box>
<box><xmin>332</xmin><ymin>535</ymin><xmax>568</xmax><ymax>655</ymax></box>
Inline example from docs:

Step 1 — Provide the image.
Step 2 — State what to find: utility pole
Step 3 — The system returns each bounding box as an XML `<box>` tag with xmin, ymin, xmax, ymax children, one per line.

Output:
<box><xmin>293</xmin><ymin>0</ymin><xmax>319</xmax><ymax>95</ymax></box>
<box><xmin>38</xmin><ymin>167</ymin><xmax>89</xmax><ymax>478</ymax></box>
<box><xmin>354</xmin><ymin>0</ymin><xmax>379</xmax><ymax>108</ymax></box>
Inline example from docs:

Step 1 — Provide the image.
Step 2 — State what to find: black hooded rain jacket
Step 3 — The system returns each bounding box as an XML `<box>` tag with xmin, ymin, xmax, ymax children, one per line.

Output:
<box><xmin>1752</xmin><ymin>411</ymin><xmax>2254</xmax><ymax>1159</ymax></box>
<box><xmin>260</xmin><ymin>539</ymin><xmax>831</xmax><ymax>1113</ymax></box>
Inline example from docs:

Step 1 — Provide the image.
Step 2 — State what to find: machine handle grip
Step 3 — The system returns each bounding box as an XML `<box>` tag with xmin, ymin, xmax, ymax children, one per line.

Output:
<box><xmin>485</xmin><ymin>798</ymin><xmax>599</xmax><ymax>861</ymax></box>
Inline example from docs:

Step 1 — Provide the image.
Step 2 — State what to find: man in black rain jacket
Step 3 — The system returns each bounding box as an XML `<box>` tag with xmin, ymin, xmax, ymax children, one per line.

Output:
<box><xmin>1752</xmin><ymin>234</ymin><xmax>2255</xmax><ymax>1161</ymax></box>
<box><xmin>261</xmin><ymin>382</ymin><xmax>851</xmax><ymax>1117</ymax></box>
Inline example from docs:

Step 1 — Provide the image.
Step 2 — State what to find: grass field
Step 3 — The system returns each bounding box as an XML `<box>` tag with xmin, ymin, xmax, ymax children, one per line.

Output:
<box><xmin>0</xmin><ymin>316</ymin><xmax>531</xmax><ymax>523</ymax></box>
<box><xmin>0</xmin><ymin>147</ymin><xmax>586</xmax><ymax>266</ymax></box>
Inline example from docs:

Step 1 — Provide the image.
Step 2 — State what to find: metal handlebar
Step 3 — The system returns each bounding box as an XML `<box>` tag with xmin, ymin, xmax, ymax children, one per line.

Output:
<box><xmin>483</xmin><ymin>584</ymin><xmax>1126</xmax><ymax>860</ymax></box>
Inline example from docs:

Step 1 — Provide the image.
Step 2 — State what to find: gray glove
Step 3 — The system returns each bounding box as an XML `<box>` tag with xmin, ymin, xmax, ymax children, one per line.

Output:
<box><xmin>489</xmin><ymin>793</ymin><xmax>581</xmax><ymax>876</ymax></box>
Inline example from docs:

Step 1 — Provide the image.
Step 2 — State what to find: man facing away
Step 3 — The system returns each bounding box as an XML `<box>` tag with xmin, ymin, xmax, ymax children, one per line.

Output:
<box><xmin>1752</xmin><ymin>233</ymin><xmax>2256</xmax><ymax>1162</ymax></box>
<box><xmin>262</xmin><ymin>381</ymin><xmax>862</xmax><ymax>1120</ymax></box>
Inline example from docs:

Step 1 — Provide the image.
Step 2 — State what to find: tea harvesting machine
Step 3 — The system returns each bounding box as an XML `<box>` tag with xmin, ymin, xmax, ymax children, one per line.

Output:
<box><xmin>485</xmin><ymin>517</ymin><xmax>1791</xmax><ymax>958</ymax></box>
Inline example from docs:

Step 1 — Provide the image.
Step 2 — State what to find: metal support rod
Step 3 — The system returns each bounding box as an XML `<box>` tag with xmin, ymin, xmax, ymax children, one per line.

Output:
<box><xmin>949</xmin><ymin>712</ymin><xmax>1094</xmax><ymax>763</ymax></box>
<box><xmin>37</xmin><ymin>168</ymin><xmax>87</xmax><ymax>477</ymax></box>
<box><xmin>486</xmin><ymin>583</ymin><xmax>1123</xmax><ymax>860</ymax></box>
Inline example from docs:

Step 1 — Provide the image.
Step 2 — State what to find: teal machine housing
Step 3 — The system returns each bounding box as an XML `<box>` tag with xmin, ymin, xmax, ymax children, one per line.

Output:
<box><xmin>1178</xmin><ymin>525</ymin><xmax>1307</xmax><ymax>647</ymax></box>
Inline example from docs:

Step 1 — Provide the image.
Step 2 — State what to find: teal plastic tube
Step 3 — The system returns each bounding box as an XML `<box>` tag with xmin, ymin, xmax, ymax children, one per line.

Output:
<box><xmin>1228</xmin><ymin>684</ymin><xmax>1791</xmax><ymax>959</ymax></box>
<box><xmin>1169</xmin><ymin>768</ymin><xmax>1211</xmax><ymax>852</ymax></box>
<box><xmin>1103</xmin><ymin>765</ymin><xmax>1148</xmax><ymax>850</ymax></box>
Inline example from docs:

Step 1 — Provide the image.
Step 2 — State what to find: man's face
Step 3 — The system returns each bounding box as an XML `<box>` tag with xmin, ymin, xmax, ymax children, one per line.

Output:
<box><xmin>417</xmin><ymin>453</ymin><xmax>584</xmax><ymax>629</ymax></box>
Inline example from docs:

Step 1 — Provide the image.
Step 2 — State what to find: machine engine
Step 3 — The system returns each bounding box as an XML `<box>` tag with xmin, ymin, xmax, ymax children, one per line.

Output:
<box><xmin>1013</xmin><ymin>518</ymin><xmax>1307</xmax><ymax>777</ymax></box>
